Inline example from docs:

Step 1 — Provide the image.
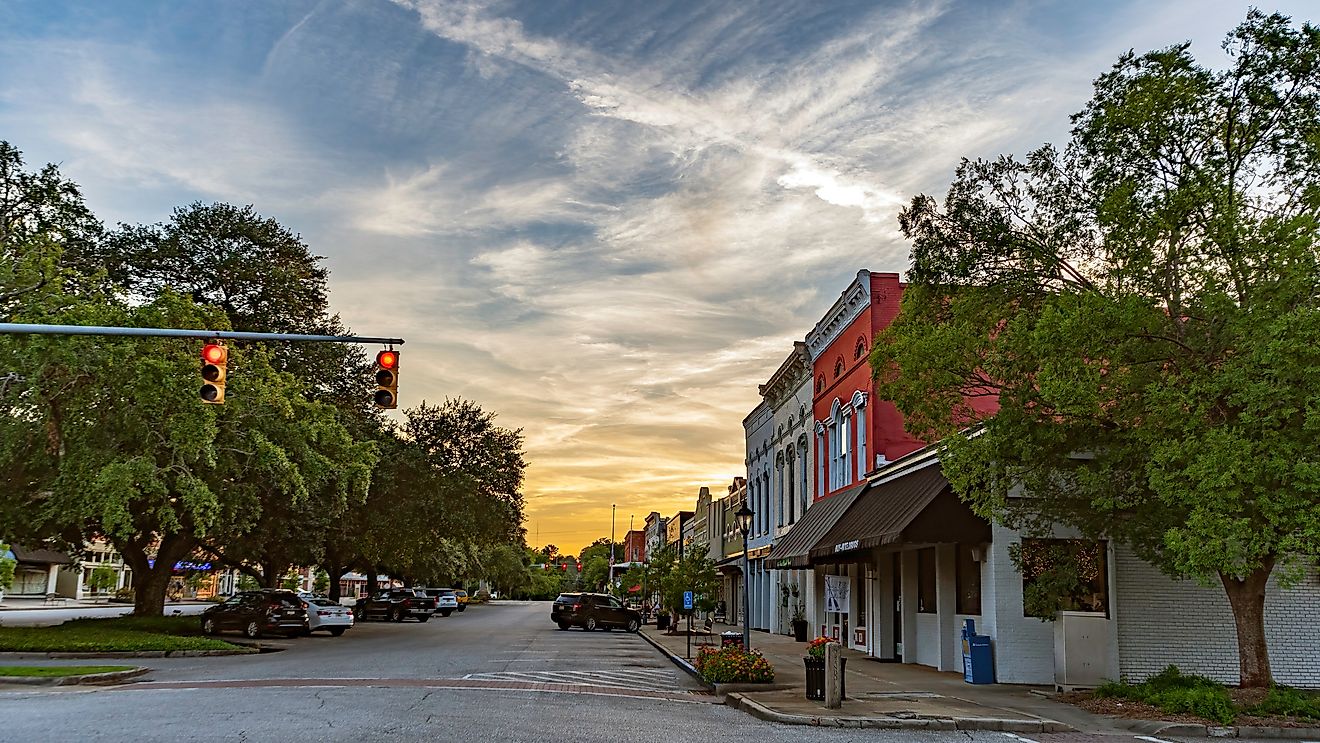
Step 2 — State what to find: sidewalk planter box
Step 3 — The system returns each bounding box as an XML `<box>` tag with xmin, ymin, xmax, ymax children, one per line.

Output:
<box><xmin>803</xmin><ymin>656</ymin><xmax>846</xmax><ymax>700</ymax></box>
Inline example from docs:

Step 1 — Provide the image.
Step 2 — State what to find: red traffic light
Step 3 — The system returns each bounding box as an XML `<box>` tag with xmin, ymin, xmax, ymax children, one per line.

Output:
<box><xmin>376</xmin><ymin>350</ymin><xmax>398</xmax><ymax>370</ymax></box>
<box><xmin>202</xmin><ymin>344</ymin><xmax>227</xmax><ymax>364</ymax></box>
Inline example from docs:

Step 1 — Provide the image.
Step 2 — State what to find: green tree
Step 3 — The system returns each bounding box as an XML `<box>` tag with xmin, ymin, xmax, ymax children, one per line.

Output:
<box><xmin>89</xmin><ymin>564</ymin><xmax>117</xmax><ymax>593</ymax></box>
<box><xmin>313</xmin><ymin>569</ymin><xmax>330</xmax><ymax>594</ymax></box>
<box><xmin>874</xmin><ymin>11</ymin><xmax>1320</xmax><ymax>688</ymax></box>
<box><xmin>0</xmin><ymin>543</ymin><xmax>16</xmax><ymax>594</ymax></box>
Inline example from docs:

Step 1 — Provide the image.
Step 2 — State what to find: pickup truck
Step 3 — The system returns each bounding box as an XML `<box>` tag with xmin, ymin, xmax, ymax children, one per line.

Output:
<box><xmin>353</xmin><ymin>589</ymin><xmax>436</xmax><ymax>622</ymax></box>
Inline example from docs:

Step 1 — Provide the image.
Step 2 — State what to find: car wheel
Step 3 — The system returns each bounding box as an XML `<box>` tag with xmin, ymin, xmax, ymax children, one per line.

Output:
<box><xmin>457</xmin><ymin>606</ymin><xmax>466</xmax><ymax>612</ymax></box>
<box><xmin>244</xmin><ymin>620</ymin><xmax>262</xmax><ymax>639</ymax></box>
<box><xmin>390</xmin><ymin>607</ymin><xmax>404</xmax><ymax>622</ymax></box>
<box><xmin>626</xmin><ymin>619</ymin><xmax>640</xmax><ymax>633</ymax></box>
<box><xmin>584</xmin><ymin>617</ymin><xmax>597</xmax><ymax>631</ymax></box>
<box><xmin>556</xmin><ymin>622</ymin><xmax>569</xmax><ymax>630</ymax></box>
<box><xmin>440</xmin><ymin>610</ymin><xmax>452</xmax><ymax>617</ymax></box>
<box><xmin>417</xmin><ymin>614</ymin><xmax>429</xmax><ymax>623</ymax></box>
<box><xmin>202</xmin><ymin>618</ymin><xmax>217</xmax><ymax>636</ymax></box>
<box><xmin>329</xmin><ymin>628</ymin><xmax>347</xmax><ymax>637</ymax></box>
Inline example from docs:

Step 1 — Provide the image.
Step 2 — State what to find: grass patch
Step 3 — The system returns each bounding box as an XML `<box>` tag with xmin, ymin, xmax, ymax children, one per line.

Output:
<box><xmin>1094</xmin><ymin>666</ymin><xmax>1320</xmax><ymax>725</ymax></box>
<box><xmin>0</xmin><ymin>665</ymin><xmax>136</xmax><ymax>677</ymax></box>
<box><xmin>0</xmin><ymin>615</ymin><xmax>241</xmax><ymax>653</ymax></box>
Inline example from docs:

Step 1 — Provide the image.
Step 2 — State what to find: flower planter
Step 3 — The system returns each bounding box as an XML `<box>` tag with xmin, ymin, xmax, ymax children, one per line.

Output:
<box><xmin>803</xmin><ymin>656</ymin><xmax>846</xmax><ymax>700</ymax></box>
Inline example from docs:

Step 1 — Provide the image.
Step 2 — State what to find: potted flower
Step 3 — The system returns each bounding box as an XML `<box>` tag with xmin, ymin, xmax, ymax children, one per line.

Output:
<box><xmin>803</xmin><ymin>636</ymin><xmax>846</xmax><ymax>700</ymax></box>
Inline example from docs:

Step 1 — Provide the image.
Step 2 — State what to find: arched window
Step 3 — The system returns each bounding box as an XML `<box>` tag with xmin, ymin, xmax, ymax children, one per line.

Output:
<box><xmin>833</xmin><ymin>357</ymin><xmax>844</xmax><ymax>379</ymax></box>
<box><xmin>854</xmin><ymin>336</ymin><xmax>867</xmax><ymax>359</ymax></box>
<box><xmin>815</xmin><ymin>376</ymin><xmax>825</xmax><ymax>394</ymax></box>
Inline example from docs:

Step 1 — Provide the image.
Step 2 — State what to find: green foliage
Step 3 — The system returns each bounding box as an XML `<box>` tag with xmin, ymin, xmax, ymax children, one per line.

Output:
<box><xmin>89</xmin><ymin>565</ymin><xmax>117</xmax><ymax>593</ymax></box>
<box><xmin>694</xmin><ymin>645</ymin><xmax>775</xmax><ymax>684</ymax></box>
<box><xmin>1096</xmin><ymin>667</ymin><xmax>1236</xmax><ymax>724</ymax></box>
<box><xmin>874</xmin><ymin>11</ymin><xmax>1320</xmax><ymax>686</ymax></box>
<box><xmin>1008</xmin><ymin>540</ymin><xmax>1106</xmax><ymax>620</ymax></box>
<box><xmin>236</xmin><ymin>574</ymin><xmax>260</xmax><ymax>592</ymax></box>
<box><xmin>659</xmin><ymin>550</ymin><xmax>719</xmax><ymax>615</ymax></box>
<box><xmin>807</xmin><ymin>636</ymin><xmax>838</xmax><ymax>659</ymax></box>
<box><xmin>280</xmin><ymin>570</ymin><xmax>302</xmax><ymax>591</ymax></box>
<box><xmin>0</xmin><ymin>544</ymin><xmax>15</xmax><ymax>591</ymax></box>
<box><xmin>0</xmin><ymin>616</ymin><xmax>240</xmax><ymax>652</ymax></box>
<box><xmin>1248</xmin><ymin>686</ymin><xmax>1320</xmax><ymax>720</ymax></box>
<box><xmin>313</xmin><ymin>570</ymin><xmax>330</xmax><ymax>594</ymax></box>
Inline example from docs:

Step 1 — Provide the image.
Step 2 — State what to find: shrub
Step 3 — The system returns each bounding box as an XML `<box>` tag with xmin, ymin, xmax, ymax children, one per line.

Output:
<box><xmin>1094</xmin><ymin>666</ymin><xmax>1235</xmax><ymax>725</ymax></box>
<box><xmin>695</xmin><ymin>645</ymin><xmax>775</xmax><ymax>684</ymax></box>
<box><xmin>1249</xmin><ymin>687</ymin><xmax>1320</xmax><ymax>720</ymax></box>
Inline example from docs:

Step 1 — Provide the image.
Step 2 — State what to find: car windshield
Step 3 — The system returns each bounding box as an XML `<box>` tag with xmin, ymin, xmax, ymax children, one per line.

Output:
<box><xmin>308</xmin><ymin>598</ymin><xmax>339</xmax><ymax>607</ymax></box>
<box><xmin>554</xmin><ymin>594</ymin><xmax>578</xmax><ymax>603</ymax></box>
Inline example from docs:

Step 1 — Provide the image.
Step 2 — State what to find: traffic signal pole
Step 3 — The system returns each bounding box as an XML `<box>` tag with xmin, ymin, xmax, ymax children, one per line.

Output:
<box><xmin>0</xmin><ymin>323</ymin><xmax>404</xmax><ymax>346</ymax></box>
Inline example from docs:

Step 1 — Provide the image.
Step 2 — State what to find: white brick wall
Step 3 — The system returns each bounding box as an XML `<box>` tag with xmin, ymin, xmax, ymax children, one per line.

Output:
<box><xmin>1114</xmin><ymin>547</ymin><xmax>1320</xmax><ymax>688</ymax></box>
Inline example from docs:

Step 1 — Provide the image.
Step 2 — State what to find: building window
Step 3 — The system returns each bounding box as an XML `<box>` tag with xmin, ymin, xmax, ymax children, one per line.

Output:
<box><xmin>1014</xmin><ymin>539</ymin><xmax>1109</xmax><ymax>618</ymax></box>
<box><xmin>854</xmin><ymin>336</ymin><xmax>866</xmax><ymax>359</ymax></box>
<box><xmin>956</xmin><ymin>545</ymin><xmax>982</xmax><ymax>615</ymax></box>
<box><xmin>917</xmin><ymin>548</ymin><xmax>937</xmax><ymax>613</ymax></box>
<box><xmin>816</xmin><ymin>376</ymin><xmax>824</xmax><ymax>393</ymax></box>
<box><xmin>833</xmin><ymin>358</ymin><xmax>844</xmax><ymax>379</ymax></box>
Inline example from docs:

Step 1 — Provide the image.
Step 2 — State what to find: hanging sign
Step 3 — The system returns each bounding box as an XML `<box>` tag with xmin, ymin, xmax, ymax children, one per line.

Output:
<box><xmin>825</xmin><ymin>574</ymin><xmax>850</xmax><ymax>615</ymax></box>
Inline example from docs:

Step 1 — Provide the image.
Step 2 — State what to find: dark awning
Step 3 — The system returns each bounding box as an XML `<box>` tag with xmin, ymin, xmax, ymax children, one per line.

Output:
<box><xmin>766</xmin><ymin>480</ymin><xmax>869</xmax><ymax>569</ymax></box>
<box><xmin>10</xmin><ymin>544</ymin><xmax>73</xmax><ymax>566</ymax></box>
<box><xmin>808</xmin><ymin>463</ymin><xmax>990</xmax><ymax>562</ymax></box>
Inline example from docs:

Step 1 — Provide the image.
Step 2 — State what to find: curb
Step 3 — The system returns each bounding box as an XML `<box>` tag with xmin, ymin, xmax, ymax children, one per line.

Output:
<box><xmin>0</xmin><ymin>647</ymin><xmax>256</xmax><ymax>659</ymax></box>
<box><xmin>0</xmin><ymin>667</ymin><xmax>150</xmax><ymax>686</ymax></box>
<box><xmin>726</xmin><ymin>693</ymin><xmax>1075</xmax><ymax>732</ymax></box>
<box><xmin>637</xmin><ymin>631</ymin><xmax>713</xmax><ymax>690</ymax></box>
<box><xmin>1110</xmin><ymin>717</ymin><xmax>1320</xmax><ymax>739</ymax></box>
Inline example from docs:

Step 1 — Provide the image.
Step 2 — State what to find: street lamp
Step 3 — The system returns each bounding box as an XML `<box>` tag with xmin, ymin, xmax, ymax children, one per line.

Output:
<box><xmin>734</xmin><ymin>502</ymin><xmax>754</xmax><ymax>650</ymax></box>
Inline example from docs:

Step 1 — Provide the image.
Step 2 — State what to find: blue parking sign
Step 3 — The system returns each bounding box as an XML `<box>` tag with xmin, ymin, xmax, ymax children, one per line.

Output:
<box><xmin>683</xmin><ymin>591</ymin><xmax>694</xmax><ymax>610</ymax></box>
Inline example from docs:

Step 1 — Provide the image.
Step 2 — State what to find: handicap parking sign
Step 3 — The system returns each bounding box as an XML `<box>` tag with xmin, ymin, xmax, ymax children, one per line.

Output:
<box><xmin>683</xmin><ymin>591</ymin><xmax>694</xmax><ymax>610</ymax></box>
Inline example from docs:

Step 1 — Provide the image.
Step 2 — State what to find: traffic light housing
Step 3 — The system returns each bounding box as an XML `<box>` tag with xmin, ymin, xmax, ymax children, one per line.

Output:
<box><xmin>200</xmin><ymin>343</ymin><xmax>227</xmax><ymax>404</ymax></box>
<box><xmin>373</xmin><ymin>349</ymin><xmax>399</xmax><ymax>409</ymax></box>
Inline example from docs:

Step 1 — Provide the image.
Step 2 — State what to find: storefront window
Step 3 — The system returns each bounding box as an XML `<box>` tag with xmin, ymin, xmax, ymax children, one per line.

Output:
<box><xmin>1014</xmin><ymin>539</ymin><xmax>1109</xmax><ymax>618</ymax></box>
<box><xmin>917</xmin><ymin>548</ymin><xmax>936</xmax><ymax>613</ymax></box>
<box><xmin>956</xmin><ymin>544</ymin><xmax>981</xmax><ymax>615</ymax></box>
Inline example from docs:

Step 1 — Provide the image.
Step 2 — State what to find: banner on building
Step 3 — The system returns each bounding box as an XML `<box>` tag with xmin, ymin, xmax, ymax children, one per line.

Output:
<box><xmin>825</xmin><ymin>574</ymin><xmax>850</xmax><ymax>615</ymax></box>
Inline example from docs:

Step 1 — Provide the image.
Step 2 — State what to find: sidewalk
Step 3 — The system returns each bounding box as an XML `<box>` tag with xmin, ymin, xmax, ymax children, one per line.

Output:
<box><xmin>639</xmin><ymin>619</ymin><xmax>1126</xmax><ymax>733</ymax></box>
<box><xmin>1</xmin><ymin>597</ymin><xmax>211</xmax><ymax>611</ymax></box>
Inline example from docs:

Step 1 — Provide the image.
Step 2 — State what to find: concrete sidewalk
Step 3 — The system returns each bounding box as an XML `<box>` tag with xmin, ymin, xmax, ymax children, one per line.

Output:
<box><xmin>639</xmin><ymin>619</ymin><xmax>1125</xmax><ymax>733</ymax></box>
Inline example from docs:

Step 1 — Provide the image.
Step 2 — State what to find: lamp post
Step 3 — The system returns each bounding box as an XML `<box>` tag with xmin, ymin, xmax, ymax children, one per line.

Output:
<box><xmin>734</xmin><ymin>502</ymin><xmax>754</xmax><ymax>650</ymax></box>
<box><xmin>609</xmin><ymin>504</ymin><xmax>616</xmax><ymax>593</ymax></box>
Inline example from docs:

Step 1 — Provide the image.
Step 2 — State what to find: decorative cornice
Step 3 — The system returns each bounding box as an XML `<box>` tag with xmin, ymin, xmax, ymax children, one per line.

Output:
<box><xmin>805</xmin><ymin>270</ymin><xmax>871</xmax><ymax>361</ymax></box>
<box><xmin>759</xmin><ymin>341</ymin><xmax>811</xmax><ymax>406</ymax></box>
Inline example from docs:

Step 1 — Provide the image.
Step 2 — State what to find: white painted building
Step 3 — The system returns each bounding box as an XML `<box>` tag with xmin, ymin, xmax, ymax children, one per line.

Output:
<box><xmin>771</xmin><ymin>445</ymin><xmax>1320</xmax><ymax>688</ymax></box>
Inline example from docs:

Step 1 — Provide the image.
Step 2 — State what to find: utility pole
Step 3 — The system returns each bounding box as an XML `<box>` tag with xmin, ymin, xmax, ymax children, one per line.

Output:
<box><xmin>609</xmin><ymin>504</ymin><xmax>616</xmax><ymax>593</ymax></box>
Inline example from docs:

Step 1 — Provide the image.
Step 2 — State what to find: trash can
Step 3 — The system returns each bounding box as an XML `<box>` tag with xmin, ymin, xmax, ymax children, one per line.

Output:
<box><xmin>720</xmin><ymin>631</ymin><xmax>743</xmax><ymax>648</ymax></box>
<box><xmin>961</xmin><ymin>618</ymin><xmax>995</xmax><ymax>684</ymax></box>
<box><xmin>804</xmin><ymin>656</ymin><xmax>847</xmax><ymax>700</ymax></box>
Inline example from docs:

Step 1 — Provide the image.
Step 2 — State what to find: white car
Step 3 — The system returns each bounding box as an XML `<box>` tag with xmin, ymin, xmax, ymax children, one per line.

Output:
<box><xmin>421</xmin><ymin>589</ymin><xmax>459</xmax><ymax>617</ymax></box>
<box><xmin>303</xmin><ymin>596</ymin><xmax>354</xmax><ymax>636</ymax></box>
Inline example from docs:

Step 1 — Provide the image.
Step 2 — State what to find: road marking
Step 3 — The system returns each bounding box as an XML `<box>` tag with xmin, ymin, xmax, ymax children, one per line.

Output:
<box><xmin>1002</xmin><ymin>733</ymin><xmax>1040</xmax><ymax>743</ymax></box>
<box><xmin>1136</xmin><ymin>736</ymin><xmax>1174</xmax><ymax>743</ymax></box>
<box><xmin>105</xmin><ymin>677</ymin><xmax>715</xmax><ymax>703</ymax></box>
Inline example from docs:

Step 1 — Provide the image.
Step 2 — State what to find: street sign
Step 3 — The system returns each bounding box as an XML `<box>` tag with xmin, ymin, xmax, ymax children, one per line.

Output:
<box><xmin>683</xmin><ymin>590</ymin><xmax>694</xmax><ymax>610</ymax></box>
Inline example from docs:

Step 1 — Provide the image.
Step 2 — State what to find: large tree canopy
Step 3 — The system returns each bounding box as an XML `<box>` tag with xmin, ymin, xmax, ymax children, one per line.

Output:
<box><xmin>873</xmin><ymin>11</ymin><xmax>1320</xmax><ymax>687</ymax></box>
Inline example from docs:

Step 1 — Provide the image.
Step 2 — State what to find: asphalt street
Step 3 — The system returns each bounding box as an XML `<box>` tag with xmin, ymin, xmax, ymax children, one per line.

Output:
<box><xmin>0</xmin><ymin>601</ymin><xmax>1292</xmax><ymax>743</ymax></box>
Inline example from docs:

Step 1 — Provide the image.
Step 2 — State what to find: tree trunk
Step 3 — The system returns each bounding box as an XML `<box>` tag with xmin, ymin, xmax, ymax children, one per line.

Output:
<box><xmin>366</xmin><ymin>569</ymin><xmax>379</xmax><ymax>595</ymax></box>
<box><xmin>325</xmin><ymin>563</ymin><xmax>345</xmax><ymax>602</ymax></box>
<box><xmin>119</xmin><ymin>533</ymin><xmax>194</xmax><ymax>617</ymax></box>
<box><xmin>260</xmin><ymin>560</ymin><xmax>282</xmax><ymax>589</ymax></box>
<box><xmin>1220</xmin><ymin>558</ymin><xmax>1275</xmax><ymax>688</ymax></box>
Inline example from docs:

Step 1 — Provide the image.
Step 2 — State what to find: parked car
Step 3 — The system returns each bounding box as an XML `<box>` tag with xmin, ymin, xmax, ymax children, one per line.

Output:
<box><xmin>302</xmin><ymin>596</ymin><xmax>354</xmax><ymax>636</ymax></box>
<box><xmin>201</xmin><ymin>590</ymin><xmax>309</xmax><ymax>639</ymax></box>
<box><xmin>551</xmin><ymin>592</ymin><xmax>641</xmax><ymax>632</ymax></box>
<box><xmin>453</xmin><ymin>589</ymin><xmax>469</xmax><ymax>612</ymax></box>
<box><xmin>353</xmin><ymin>589</ymin><xmax>436</xmax><ymax>622</ymax></box>
<box><xmin>420</xmin><ymin>589</ymin><xmax>458</xmax><ymax>617</ymax></box>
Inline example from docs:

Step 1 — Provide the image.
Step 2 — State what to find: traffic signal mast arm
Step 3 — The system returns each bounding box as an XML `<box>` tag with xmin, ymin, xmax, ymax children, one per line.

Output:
<box><xmin>0</xmin><ymin>323</ymin><xmax>405</xmax><ymax>346</ymax></box>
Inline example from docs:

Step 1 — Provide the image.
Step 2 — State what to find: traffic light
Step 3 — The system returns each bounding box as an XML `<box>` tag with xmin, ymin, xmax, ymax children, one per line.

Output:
<box><xmin>200</xmin><ymin>343</ymin><xmax>228</xmax><ymax>404</ymax></box>
<box><xmin>373</xmin><ymin>349</ymin><xmax>399</xmax><ymax>409</ymax></box>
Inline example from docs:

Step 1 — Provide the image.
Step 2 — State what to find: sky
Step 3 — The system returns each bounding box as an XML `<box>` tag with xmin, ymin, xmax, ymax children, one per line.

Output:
<box><xmin>1</xmin><ymin>0</ymin><xmax>1313</xmax><ymax>554</ymax></box>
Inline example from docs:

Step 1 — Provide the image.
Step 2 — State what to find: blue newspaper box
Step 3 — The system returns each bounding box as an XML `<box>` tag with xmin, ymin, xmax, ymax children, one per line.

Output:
<box><xmin>961</xmin><ymin>618</ymin><xmax>995</xmax><ymax>684</ymax></box>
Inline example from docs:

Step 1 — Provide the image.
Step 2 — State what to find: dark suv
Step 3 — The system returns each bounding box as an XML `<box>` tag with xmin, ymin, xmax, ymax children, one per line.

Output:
<box><xmin>353</xmin><ymin>589</ymin><xmax>436</xmax><ymax>622</ymax></box>
<box><xmin>201</xmin><ymin>590</ymin><xmax>309</xmax><ymax>638</ymax></box>
<box><xmin>551</xmin><ymin>592</ymin><xmax>641</xmax><ymax>632</ymax></box>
